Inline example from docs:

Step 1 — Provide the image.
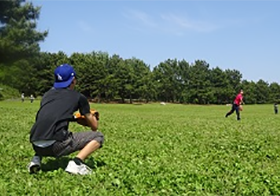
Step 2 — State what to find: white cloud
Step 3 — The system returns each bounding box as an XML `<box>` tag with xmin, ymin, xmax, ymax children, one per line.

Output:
<box><xmin>77</xmin><ymin>20</ymin><xmax>95</xmax><ymax>34</ymax></box>
<box><xmin>160</xmin><ymin>13</ymin><xmax>218</xmax><ymax>33</ymax></box>
<box><xmin>123</xmin><ymin>9</ymin><xmax>157</xmax><ymax>28</ymax></box>
<box><xmin>123</xmin><ymin>9</ymin><xmax>218</xmax><ymax>35</ymax></box>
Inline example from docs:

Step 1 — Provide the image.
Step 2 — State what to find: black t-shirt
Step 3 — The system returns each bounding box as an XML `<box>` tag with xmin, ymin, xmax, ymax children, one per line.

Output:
<box><xmin>30</xmin><ymin>88</ymin><xmax>90</xmax><ymax>142</ymax></box>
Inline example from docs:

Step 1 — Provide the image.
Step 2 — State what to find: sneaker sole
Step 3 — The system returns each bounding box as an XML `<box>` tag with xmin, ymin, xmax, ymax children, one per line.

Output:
<box><xmin>29</xmin><ymin>165</ymin><xmax>41</xmax><ymax>174</ymax></box>
<box><xmin>65</xmin><ymin>170</ymin><xmax>78</xmax><ymax>175</ymax></box>
<box><xmin>65</xmin><ymin>168</ymin><xmax>91</xmax><ymax>175</ymax></box>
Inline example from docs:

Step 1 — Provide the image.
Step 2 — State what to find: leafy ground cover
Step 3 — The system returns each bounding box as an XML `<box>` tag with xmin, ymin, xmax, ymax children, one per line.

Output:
<box><xmin>0</xmin><ymin>101</ymin><xmax>280</xmax><ymax>195</ymax></box>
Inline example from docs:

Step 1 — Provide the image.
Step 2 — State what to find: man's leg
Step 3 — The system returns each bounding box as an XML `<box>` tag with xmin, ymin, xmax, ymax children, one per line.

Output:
<box><xmin>28</xmin><ymin>144</ymin><xmax>56</xmax><ymax>174</ymax></box>
<box><xmin>64</xmin><ymin>140</ymin><xmax>101</xmax><ymax>175</ymax></box>
<box><xmin>28</xmin><ymin>154</ymin><xmax>42</xmax><ymax>174</ymax></box>
<box><xmin>57</xmin><ymin>131</ymin><xmax>104</xmax><ymax>175</ymax></box>
<box><xmin>53</xmin><ymin>131</ymin><xmax>104</xmax><ymax>157</ymax></box>
<box><xmin>76</xmin><ymin>140</ymin><xmax>100</xmax><ymax>161</ymax></box>
<box><xmin>226</xmin><ymin>105</ymin><xmax>234</xmax><ymax>117</ymax></box>
<box><xmin>234</xmin><ymin>104</ymin><xmax>241</xmax><ymax>120</ymax></box>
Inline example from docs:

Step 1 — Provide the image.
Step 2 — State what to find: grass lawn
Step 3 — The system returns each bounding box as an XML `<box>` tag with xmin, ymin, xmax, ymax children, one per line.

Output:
<box><xmin>0</xmin><ymin>100</ymin><xmax>280</xmax><ymax>195</ymax></box>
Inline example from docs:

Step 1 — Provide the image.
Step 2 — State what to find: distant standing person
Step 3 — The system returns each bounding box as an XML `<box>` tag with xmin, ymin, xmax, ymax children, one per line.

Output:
<box><xmin>21</xmin><ymin>93</ymin><xmax>25</xmax><ymax>102</ymax></box>
<box><xmin>274</xmin><ymin>103</ymin><xmax>278</xmax><ymax>114</ymax></box>
<box><xmin>30</xmin><ymin>94</ymin><xmax>35</xmax><ymax>103</ymax></box>
<box><xmin>225</xmin><ymin>89</ymin><xmax>244</xmax><ymax>120</ymax></box>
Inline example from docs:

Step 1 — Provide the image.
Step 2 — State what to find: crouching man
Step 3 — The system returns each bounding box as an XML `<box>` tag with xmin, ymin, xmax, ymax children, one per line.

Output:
<box><xmin>28</xmin><ymin>64</ymin><xmax>104</xmax><ymax>175</ymax></box>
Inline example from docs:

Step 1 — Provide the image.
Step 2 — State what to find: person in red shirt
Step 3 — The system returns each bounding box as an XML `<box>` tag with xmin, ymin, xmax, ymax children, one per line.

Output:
<box><xmin>225</xmin><ymin>89</ymin><xmax>244</xmax><ymax>120</ymax></box>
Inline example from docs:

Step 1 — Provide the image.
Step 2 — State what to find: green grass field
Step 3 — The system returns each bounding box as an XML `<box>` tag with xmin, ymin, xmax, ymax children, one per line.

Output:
<box><xmin>0</xmin><ymin>101</ymin><xmax>280</xmax><ymax>195</ymax></box>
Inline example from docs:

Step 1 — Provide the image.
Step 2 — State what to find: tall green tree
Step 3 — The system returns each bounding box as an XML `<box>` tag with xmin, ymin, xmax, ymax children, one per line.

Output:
<box><xmin>89</xmin><ymin>51</ymin><xmax>110</xmax><ymax>101</ymax></box>
<box><xmin>241</xmin><ymin>80</ymin><xmax>257</xmax><ymax>104</ymax></box>
<box><xmin>103</xmin><ymin>54</ymin><xmax>124</xmax><ymax>101</ymax></box>
<box><xmin>210</xmin><ymin>67</ymin><xmax>230</xmax><ymax>104</ymax></box>
<box><xmin>139</xmin><ymin>71</ymin><xmax>156</xmax><ymax>103</ymax></box>
<box><xmin>177</xmin><ymin>60</ymin><xmax>191</xmax><ymax>103</ymax></box>
<box><xmin>0</xmin><ymin>0</ymin><xmax>47</xmax><ymax>64</ymax></box>
<box><xmin>126</xmin><ymin>57</ymin><xmax>151</xmax><ymax>103</ymax></box>
<box><xmin>153</xmin><ymin>59</ymin><xmax>178</xmax><ymax>102</ymax></box>
<box><xmin>115</xmin><ymin>60</ymin><xmax>134</xmax><ymax>103</ymax></box>
<box><xmin>255</xmin><ymin>79</ymin><xmax>269</xmax><ymax>104</ymax></box>
<box><xmin>269</xmin><ymin>82</ymin><xmax>280</xmax><ymax>103</ymax></box>
<box><xmin>189</xmin><ymin>60</ymin><xmax>212</xmax><ymax>104</ymax></box>
<box><xmin>224</xmin><ymin>69</ymin><xmax>243</xmax><ymax>102</ymax></box>
<box><xmin>34</xmin><ymin>51</ymin><xmax>69</xmax><ymax>95</ymax></box>
<box><xmin>0</xmin><ymin>0</ymin><xmax>47</xmax><ymax>93</ymax></box>
<box><xmin>70</xmin><ymin>52</ymin><xmax>109</xmax><ymax>99</ymax></box>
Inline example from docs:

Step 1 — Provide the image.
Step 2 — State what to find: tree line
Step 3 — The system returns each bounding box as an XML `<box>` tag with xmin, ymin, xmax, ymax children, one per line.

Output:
<box><xmin>1</xmin><ymin>0</ymin><xmax>280</xmax><ymax>104</ymax></box>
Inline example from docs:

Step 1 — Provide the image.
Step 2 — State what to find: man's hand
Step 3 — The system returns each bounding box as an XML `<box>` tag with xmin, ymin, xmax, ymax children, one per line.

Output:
<box><xmin>91</xmin><ymin>110</ymin><xmax>99</xmax><ymax>121</ymax></box>
<box><xmin>74</xmin><ymin>109</ymin><xmax>99</xmax><ymax>121</ymax></box>
<box><xmin>74</xmin><ymin>109</ymin><xmax>99</xmax><ymax>130</ymax></box>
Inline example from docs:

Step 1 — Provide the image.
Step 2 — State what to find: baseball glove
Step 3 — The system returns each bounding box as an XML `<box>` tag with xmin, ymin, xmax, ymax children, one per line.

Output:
<box><xmin>74</xmin><ymin>109</ymin><xmax>99</xmax><ymax>126</ymax></box>
<box><xmin>239</xmin><ymin>105</ymin><xmax>243</xmax><ymax>111</ymax></box>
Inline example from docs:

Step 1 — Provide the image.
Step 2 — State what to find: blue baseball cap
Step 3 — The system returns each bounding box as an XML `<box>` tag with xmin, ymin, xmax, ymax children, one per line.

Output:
<box><xmin>53</xmin><ymin>64</ymin><xmax>76</xmax><ymax>89</ymax></box>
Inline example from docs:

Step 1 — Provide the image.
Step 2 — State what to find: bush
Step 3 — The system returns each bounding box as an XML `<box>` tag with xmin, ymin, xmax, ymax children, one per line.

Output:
<box><xmin>0</xmin><ymin>84</ymin><xmax>20</xmax><ymax>100</ymax></box>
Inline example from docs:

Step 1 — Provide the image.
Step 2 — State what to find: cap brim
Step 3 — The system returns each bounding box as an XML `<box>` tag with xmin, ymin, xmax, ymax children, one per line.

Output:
<box><xmin>53</xmin><ymin>77</ymin><xmax>73</xmax><ymax>89</ymax></box>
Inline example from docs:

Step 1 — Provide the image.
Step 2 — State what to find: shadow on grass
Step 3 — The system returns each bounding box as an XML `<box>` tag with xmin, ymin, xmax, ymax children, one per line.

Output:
<box><xmin>86</xmin><ymin>157</ymin><xmax>106</xmax><ymax>168</ymax></box>
<box><xmin>41</xmin><ymin>156</ymin><xmax>106</xmax><ymax>172</ymax></box>
<box><xmin>41</xmin><ymin>157</ymin><xmax>70</xmax><ymax>172</ymax></box>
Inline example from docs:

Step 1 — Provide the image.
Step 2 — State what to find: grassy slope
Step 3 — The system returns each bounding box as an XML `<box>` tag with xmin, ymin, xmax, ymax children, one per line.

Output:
<box><xmin>0</xmin><ymin>101</ymin><xmax>280</xmax><ymax>195</ymax></box>
<box><xmin>0</xmin><ymin>84</ymin><xmax>19</xmax><ymax>100</ymax></box>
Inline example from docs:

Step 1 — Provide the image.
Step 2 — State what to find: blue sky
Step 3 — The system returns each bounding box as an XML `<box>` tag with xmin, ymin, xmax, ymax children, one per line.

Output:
<box><xmin>33</xmin><ymin>0</ymin><xmax>280</xmax><ymax>84</ymax></box>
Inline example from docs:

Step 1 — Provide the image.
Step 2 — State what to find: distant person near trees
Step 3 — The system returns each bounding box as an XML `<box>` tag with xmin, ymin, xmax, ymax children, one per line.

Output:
<box><xmin>274</xmin><ymin>103</ymin><xmax>278</xmax><ymax>114</ymax></box>
<box><xmin>225</xmin><ymin>89</ymin><xmax>244</xmax><ymax>121</ymax></box>
<box><xmin>30</xmin><ymin>94</ymin><xmax>35</xmax><ymax>103</ymax></box>
<box><xmin>21</xmin><ymin>93</ymin><xmax>25</xmax><ymax>102</ymax></box>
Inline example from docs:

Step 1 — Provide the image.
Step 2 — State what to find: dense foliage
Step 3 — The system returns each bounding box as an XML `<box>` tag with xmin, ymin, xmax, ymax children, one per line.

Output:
<box><xmin>0</xmin><ymin>0</ymin><xmax>47</xmax><ymax>93</ymax></box>
<box><xmin>1</xmin><ymin>0</ymin><xmax>279</xmax><ymax>104</ymax></box>
<box><xmin>1</xmin><ymin>102</ymin><xmax>280</xmax><ymax>195</ymax></box>
<box><xmin>26</xmin><ymin>52</ymin><xmax>280</xmax><ymax>104</ymax></box>
<box><xmin>0</xmin><ymin>83</ymin><xmax>19</xmax><ymax>100</ymax></box>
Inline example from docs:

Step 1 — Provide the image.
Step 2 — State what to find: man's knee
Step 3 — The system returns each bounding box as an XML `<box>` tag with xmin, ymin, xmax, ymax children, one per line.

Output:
<box><xmin>92</xmin><ymin>131</ymin><xmax>104</xmax><ymax>146</ymax></box>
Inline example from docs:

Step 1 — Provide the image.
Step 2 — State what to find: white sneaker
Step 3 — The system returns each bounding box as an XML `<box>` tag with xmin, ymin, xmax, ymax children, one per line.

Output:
<box><xmin>65</xmin><ymin>160</ymin><xmax>92</xmax><ymax>175</ymax></box>
<box><xmin>28</xmin><ymin>156</ymin><xmax>41</xmax><ymax>174</ymax></box>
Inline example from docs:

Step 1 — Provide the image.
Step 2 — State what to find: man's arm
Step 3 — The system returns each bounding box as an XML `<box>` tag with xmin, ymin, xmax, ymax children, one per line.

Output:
<box><xmin>241</xmin><ymin>97</ymin><xmax>245</xmax><ymax>105</ymax></box>
<box><xmin>76</xmin><ymin>94</ymin><xmax>98</xmax><ymax>131</ymax></box>
<box><xmin>84</xmin><ymin>113</ymin><xmax>98</xmax><ymax>131</ymax></box>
